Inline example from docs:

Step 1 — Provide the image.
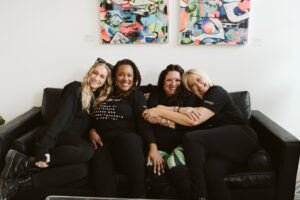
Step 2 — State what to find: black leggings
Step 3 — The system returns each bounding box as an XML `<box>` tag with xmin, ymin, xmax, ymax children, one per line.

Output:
<box><xmin>90</xmin><ymin>132</ymin><xmax>146</xmax><ymax>198</ymax></box>
<box><xmin>182</xmin><ymin>125</ymin><xmax>258</xmax><ymax>200</ymax></box>
<box><xmin>32</xmin><ymin>134</ymin><xmax>94</xmax><ymax>188</ymax></box>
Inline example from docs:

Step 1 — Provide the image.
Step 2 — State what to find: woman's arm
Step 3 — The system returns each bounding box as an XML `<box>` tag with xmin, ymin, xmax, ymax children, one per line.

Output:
<box><xmin>35</xmin><ymin>82</ymin><xmax>81</xmax><ymax>161</ymax></box>
<box><xmin>146</xmin><ymin>116</ymin><xmax>175</xmax><ymax>129</ymax></box>
<box><xmin>143</xmin><ymin>106</ymin><xmax>215</xmax><ymax>127</ymax></box>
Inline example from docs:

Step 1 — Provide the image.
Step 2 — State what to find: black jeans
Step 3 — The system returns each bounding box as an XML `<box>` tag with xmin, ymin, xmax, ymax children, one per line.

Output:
<box><xmin>90</xmin><ymin>132</ymin><xmax>146</xmax><ymax>198</ymax></box>
<box><xmin>32</xmin><ymin>134</ymin><xmax>94</xmax><ymax>188</ymax></box>
<box><xmin>182</xmin><ymin>125</ymin><xmax>258</xmax><ymax>200</ymax></box>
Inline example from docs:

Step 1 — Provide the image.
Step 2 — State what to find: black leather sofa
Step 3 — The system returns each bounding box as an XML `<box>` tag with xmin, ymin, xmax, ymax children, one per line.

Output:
<box><xmin>0</xmin><ymin>86</ymin><xmax>299</xmax><ymax>200</ymax></box>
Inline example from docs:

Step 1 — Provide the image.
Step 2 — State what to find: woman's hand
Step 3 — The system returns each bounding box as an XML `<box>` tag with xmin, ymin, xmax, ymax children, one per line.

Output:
<box><xmin>147</xmin><ymin>144</ymin><xmax>165</xmax><ymax>175</ymax></box>
<box><xmin>89</xmin><ymin>129</ymin><xmax>103</xmax><ymax>149</ymax></box>
<box><xmin>142</xmin><ymin>108</ymin><xmax>160</xmax><ymax>120</ymax></box>
<box><xmin>179</xmin><ymin>107</ymin><xmax>201</xmax><ymax>121</ymax></box>
<box><xmin>35</xmin><ymin>153</ymin><xmax>50</xmax><ymax>168</ymax></box>
<box><xmin>145</xmin><ymin>116</ymin><xmax>161</xmax><ymax>124</ymax></box>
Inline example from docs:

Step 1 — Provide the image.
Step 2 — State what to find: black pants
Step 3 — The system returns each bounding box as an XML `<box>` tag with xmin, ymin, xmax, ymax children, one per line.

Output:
<box><xmin>90</xmin><ymin>132</ymin><xmax>146</xmax><ymax>198</ymax></box>
<box><xmin>32</xmin><ymin>134</ymin><xmax>94</xmax><ymax>188</ymax></box>
<box><xmin>182</xmin><ymin>125</ymin><xmax>258</xmax><ymax>200</ymax></box>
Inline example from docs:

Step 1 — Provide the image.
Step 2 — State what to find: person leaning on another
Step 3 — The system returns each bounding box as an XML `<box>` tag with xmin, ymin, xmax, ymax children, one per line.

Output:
<box><xmin>143</xmin><ymin>68</ymin><xmax>259</xmax><ymax>200</ymax></box>
<box><xmin>0</xmin><ymin>58</ymin><xmax>113</xmax><ymax>200</ymax></box>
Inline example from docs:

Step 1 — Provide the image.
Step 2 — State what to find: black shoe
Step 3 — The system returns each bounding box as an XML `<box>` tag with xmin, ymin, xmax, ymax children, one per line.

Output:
<box><xmin>168</xmin><ymin>165</ymin><xmax>192</xmax><ymax>200</ymax></box>
<box><xmin>0</xmin><ymin>149</ymin><xmax>39</xmax><ymax>180</ymax></box>
<box><xmin>0</xmin><ymin>176</ymin><xmax>32</xmax><ymax>200</ymax></box>
<box><xmin>146</xmin><ymin>166</ymin><xmax>177</xmax><ymax>199</ymax></box>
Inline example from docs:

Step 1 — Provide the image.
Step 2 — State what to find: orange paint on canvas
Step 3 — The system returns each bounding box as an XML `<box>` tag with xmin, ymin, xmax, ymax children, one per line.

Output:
<box><xmin>180</xmin><ymin>11</ymin><xmax>188</xmax><ymax>32</ymax></box>
<box><xmin>101</xmin><ymin>29</ymin><xmax>110</xmax><ymax>42</ymax></box>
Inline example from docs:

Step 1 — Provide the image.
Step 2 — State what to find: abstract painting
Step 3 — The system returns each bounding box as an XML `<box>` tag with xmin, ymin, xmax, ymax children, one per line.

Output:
<box><xmin>99</xmin><ymin>0</ymin><xmax>169</xmax><ymax>44</ymax></box>
<box><xmin>179</xmin><ymin>0</ymin><xmax>250</xmax><ymax>45</ymax></box>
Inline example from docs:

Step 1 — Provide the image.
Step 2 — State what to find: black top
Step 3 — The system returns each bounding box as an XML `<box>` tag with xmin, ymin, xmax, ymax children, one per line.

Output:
<box><xmin>198</xmin><ymin>86</ymin><xmax>252</xmax><ymax>131</ymax></box>
<box><xmin>35</xmin><ymin>81</ymin><xmax>91</xmax><ymax>161</ymax></box>
<box><xmin>147</xmin><ymin>88</ymin><xmax>199</xmax><ymax>153</ymax></box>
<box><xmin>92</xmin><ymin>89</ymin><xmax>155</xmax><ymax>144</ymax></box>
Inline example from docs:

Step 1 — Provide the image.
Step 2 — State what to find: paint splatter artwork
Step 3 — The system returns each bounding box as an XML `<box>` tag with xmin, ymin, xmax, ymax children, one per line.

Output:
<box><xmin>179</xmin><ymin>0</ymin><xmax>250</xmax><ymax>45</ymax></box>
<box><xmin>100</xmin><ymin>0</ymin><xmax>169</xmax><ymax>44</ymax></box>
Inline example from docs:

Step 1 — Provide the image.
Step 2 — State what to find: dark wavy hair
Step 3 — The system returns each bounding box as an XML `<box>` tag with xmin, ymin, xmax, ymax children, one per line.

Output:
<box><xmin>111</xmin><ymin>59</ymin><xmax>141</xmax><ymax>97</ymax></box>
<box><xmin>157</xmin><ymin>64</ymin><xmax>187</xmax><ymax>106</ymax></box>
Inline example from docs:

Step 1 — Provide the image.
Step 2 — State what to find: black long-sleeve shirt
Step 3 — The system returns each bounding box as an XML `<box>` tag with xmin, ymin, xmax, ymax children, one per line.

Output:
<box><xmin>92</xmin><ymin>89</ymin><xmax>155</xmax><ymax>144</ymax></box>
<box><xmin>147</xmin><ymin>88</ymin><xmax>199</xmax><ymax>153</ymax></box>
<box><xmin>35</xmin><ymin>81</ymin><xmax>91</xmax><ymax>161</ymax></box>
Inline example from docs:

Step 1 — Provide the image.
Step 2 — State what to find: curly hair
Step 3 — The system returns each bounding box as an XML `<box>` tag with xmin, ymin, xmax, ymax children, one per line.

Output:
<box><xmin>111</xmin><ymin>59</ymin><xmax>141</xmax><ymax>97</ymax></box>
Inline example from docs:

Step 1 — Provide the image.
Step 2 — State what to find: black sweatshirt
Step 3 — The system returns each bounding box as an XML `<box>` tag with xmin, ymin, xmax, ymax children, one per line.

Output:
<box><xmin>147</xmin><ymin>88</ymin><xmax>199</xmax><ymax>153</ymax></box>
<box><xmin>35</xmin><ymin>81</ymin><xmax>91</xmax><ymax>161</ymax></box>
<box><xmin>92</xmin><ymin>89</ymin><xmax>155</xmax><ymax>144</ymax></box>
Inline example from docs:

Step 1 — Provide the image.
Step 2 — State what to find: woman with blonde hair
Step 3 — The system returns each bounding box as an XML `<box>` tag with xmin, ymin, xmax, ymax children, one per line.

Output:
<box><xmin>0</xmin><ymin>58</ymin><xmax>113</xmax><ymax>200</ymax></box>
<box><xmin>143</xmin><ymin>69</ymin><xmax>259</xmax><ymax>200</ymax></box>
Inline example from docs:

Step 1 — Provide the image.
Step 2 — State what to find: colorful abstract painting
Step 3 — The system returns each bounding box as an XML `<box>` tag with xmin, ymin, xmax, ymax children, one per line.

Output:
<box><xmin>179</xmin><ymin>0</ymin><xmax>250</xmax><ymax>45</ymax></box>
<box><xmin>99</xmin><ymin>0</ymin><xmax>169</xmax><ymax>44</ymax></box>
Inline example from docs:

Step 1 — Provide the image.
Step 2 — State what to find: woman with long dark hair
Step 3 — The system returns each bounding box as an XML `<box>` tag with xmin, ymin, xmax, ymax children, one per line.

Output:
<box><xmin>89</xmin><ymin>59</ymin><xmax>159</xmax><ymax>198</ymax></box>
<box><xmin>144</xmin><ymin>64</ymin><xmax>198</xmax><ymax>199</ymax></box>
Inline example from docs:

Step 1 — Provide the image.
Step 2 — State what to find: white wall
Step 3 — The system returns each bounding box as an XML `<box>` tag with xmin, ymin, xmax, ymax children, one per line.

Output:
<box><xmin>0</xmin><ymin>0</ymin><xmax>299</xmax><ymax>138</ymax></box>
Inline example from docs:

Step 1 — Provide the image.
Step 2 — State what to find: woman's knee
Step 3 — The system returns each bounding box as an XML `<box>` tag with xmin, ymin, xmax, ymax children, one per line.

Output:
<box><xmin>117</xmin><ymin>133</ymin><xmax>143</xmax><ymax>148</ymax></box>
<box><xmin>182</xmin><ymin>131</ymin><xmax>198</xmax><ymax>147</ymax></box>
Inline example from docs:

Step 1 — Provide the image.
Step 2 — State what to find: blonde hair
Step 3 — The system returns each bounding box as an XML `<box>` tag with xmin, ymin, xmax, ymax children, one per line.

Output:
<box><xmin>182</xmin><ymin>69</ymin><xmax>214</xmax><ymax>99</ymax></box>
<box><xmin>81</xmin><ymin>62</ymin><xmax>112</xmax><ymax>113</ymax></box>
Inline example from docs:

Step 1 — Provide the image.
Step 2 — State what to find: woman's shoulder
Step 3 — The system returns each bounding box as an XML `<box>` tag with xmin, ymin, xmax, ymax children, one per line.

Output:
<box><xmin>62</xmin><ymin>81</ymin><xmax>82</xmax><ymax>95</ymax></box>
<box><xmin>64</xmin><ymin>81</ymin><xmax>81</xmax><ymax>88</ymax></box>
<box><xmin>206</xmin><ymin>85</ymin><xmax>231</xmax><ymax>101</ymax></box>
<box><xmin>208</xmin><ymin>85</ymin><xmax>228</xmax><ymax>94</ymax></box>
<box><xmin>130</xmin><ymin>88</ymin><xmax>146</xmax><ymax>99</ymax></box>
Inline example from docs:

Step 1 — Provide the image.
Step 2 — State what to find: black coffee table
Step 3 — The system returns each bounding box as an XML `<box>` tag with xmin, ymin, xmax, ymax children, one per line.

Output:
<box><xmin>46</xmin><ymin>195</ymin><xmax>164</xmax><ymax>200</ymax></box>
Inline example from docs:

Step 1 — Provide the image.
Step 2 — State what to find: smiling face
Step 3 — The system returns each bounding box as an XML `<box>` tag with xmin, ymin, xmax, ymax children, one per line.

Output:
<box><xmin>163</xmin><ymin>71</ymin><xmax>181</xmax><ymax>96</ymax></box>
<box><xmin>89</xmin><ymin>64</ymin><xmax>108</xmax><ymax>91</ymax></box>
<box><xmin>115</xmin><ymin>64</ymin><xmax>134</xmax><ymax>93</ymax></box>
<box><xmin>187</xmin><ymin>73</ymin><xmax>210</xmax><ymax>96</ymax></box>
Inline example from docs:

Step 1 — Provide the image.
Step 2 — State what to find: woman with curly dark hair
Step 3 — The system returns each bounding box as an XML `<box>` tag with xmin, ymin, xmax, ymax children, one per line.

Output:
<box><xmin>144</xmin><ymin>64</ymin><xmax>199</xmax><ymax>199</ymax></box>
<box><xmin>89</xmin><ymin>59</ymin><xmax>156</xmax><ymax>198</ymax></box>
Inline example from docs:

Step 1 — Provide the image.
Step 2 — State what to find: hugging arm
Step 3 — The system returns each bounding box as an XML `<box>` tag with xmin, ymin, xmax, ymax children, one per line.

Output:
<box><xmin>143</xmin><ymin>107</ymin><xmax>215</xmax><ymax>127</ymax></box>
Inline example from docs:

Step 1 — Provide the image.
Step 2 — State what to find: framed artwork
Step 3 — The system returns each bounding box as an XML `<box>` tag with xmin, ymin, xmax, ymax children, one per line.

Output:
<box><xmin>179</xmin><ymin>0</ymin><xmax>250</xmax><ymax>45</ymax></box>
<box><xmin>99</xmin><ymin>0</ymin><xmax>169</xmax><ymax>44</ymax></box>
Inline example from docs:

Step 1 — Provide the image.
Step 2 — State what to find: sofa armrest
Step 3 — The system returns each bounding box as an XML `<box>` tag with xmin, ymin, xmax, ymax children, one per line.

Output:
<box><xmin>250</xmin><ymin>110</ymin><xmax>300</xmax><ymax>200</ymax></box>
<box><xmin>11</xmin><ymin>126</ymin><xmax>42</xmax><ymax>156</ymax></box>
<box><xmin>0</xmin><ymin>107</ymin><xmax>42</xmax><ymax>170</ymax></box>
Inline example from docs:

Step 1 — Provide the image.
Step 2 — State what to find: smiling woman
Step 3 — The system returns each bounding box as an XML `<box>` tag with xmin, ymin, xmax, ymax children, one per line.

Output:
<box><xmin>89</xmin><ymin>59</ymin><xmax>151</xmax><ymax>198</ymax></box>
<box><xmin>0</xmin><ymin>59</ymin><xmax>113</xmax><ymax>200</ymax></box>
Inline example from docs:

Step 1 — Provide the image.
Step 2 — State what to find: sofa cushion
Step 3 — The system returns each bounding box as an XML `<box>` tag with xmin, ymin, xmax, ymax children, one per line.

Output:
<box><xmin>230</xmin><ymin>91</ymin><xmax>251</xmax><ymax>122</ymax></box>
